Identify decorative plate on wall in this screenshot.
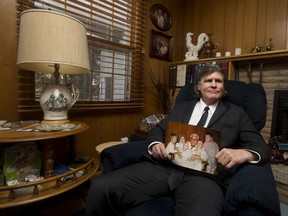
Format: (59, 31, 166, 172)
(149, 4, 172, 31)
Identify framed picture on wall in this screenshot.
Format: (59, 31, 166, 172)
(149, 4, 172, 31)
(150, 30, 173, 61)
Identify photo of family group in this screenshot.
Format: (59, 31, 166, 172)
(165, 121, 221, 175)
(149, 4, 172, 31)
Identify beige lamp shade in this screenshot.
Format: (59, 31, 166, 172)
(17, 9, 90, 74)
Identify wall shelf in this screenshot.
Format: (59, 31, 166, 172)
(172, 50, 288, 65)
(170, 49, 288, 83)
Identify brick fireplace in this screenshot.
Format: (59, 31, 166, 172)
(237, 62, 288, 143)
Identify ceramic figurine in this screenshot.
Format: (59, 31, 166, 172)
(184, 32, 209, 61)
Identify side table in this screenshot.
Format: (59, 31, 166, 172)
(0, 121, 99, 208)
(271, 163, 288, 204)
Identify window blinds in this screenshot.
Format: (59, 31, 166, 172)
(16, 0, 146, 112)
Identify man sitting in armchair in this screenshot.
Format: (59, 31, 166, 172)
(86, 64, 278, 216)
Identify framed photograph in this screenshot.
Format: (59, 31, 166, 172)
(150, 30, 173, 61)
(150, 4, 172, 31)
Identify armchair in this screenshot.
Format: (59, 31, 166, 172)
(98, 80, 280, 216)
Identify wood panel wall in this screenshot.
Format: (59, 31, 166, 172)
(181, 0, 288, 60)
(0, 0, 19, 122)
(1, 0, 288, 158)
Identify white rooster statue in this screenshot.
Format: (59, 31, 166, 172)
(184, 32, 209, 61)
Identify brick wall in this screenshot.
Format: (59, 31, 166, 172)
(237, 62, 288, 143)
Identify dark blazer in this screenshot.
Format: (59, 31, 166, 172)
(147, 99, 271, 178)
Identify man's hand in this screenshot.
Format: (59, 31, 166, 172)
(215, 148, 256, 169)
(151, 143, 168, 160)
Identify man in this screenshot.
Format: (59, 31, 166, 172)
(203, 131, 220, 174)
(86, 64, 271, 216)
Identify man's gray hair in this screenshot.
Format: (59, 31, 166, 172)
(194, 64, 228, 98)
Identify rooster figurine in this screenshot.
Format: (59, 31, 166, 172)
(184, 32, 209, 61)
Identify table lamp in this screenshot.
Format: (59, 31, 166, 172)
(16, 9, 90, 124)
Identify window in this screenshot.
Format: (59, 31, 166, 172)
(17, 0, 146, 112)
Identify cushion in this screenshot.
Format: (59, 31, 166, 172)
(223, 163, 280, 216)
(100, 141, 147, 174)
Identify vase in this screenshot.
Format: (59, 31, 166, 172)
(203, 34, 216, 58)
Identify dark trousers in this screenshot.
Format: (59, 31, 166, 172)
(85, 161, 224, 216)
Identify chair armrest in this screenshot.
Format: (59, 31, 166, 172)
(96, 141, 125, 154)
(223, 163, 280, 216)
(100, 141, 147, 174)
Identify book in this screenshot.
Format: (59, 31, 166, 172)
(165, 121, 221, 175)
(169, 64, 195, 88)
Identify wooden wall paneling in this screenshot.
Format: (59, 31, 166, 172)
(223, 0, 237, 53)
(144, 58, 168, 115)
(97, 114, 127, 140)
(111, 113, 135, 139)
(255, 0, 268, 52)
(198, 0, 213, 34)
(74, 125, 94, 157)
(210, 0, 226, 54)
(234, 0, 245, 52)
(109, 114, 121, 138)
(145, 0, 185, 62)
(0, 0, 19, 121)
(116, 112, 139, 140)
(76, 115, 112, 157)
(181, 1, 201, 60)
(169, 0, 187, 61)
(145, 0, 186, 116)
(144, 0, 168, 116)
(144, 90, 160, 115)
(286, 0, 288, 49)
(187, 1, 208, 35)
(241, 0, 258, 53)
(265, 0, 288, 50)
(183, 0, 216, 58)
(73, 112, 140, 157)
(185, 1, 200, 35)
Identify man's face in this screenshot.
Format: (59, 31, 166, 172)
(190, 134, 199, 144)
(197, 71, 224, 105)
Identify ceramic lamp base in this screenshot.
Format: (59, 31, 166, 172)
(40, 119, 70, 124)
(39, 84, 79, 122)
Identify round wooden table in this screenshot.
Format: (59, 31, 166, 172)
(0, 121, 99, 208)
(0, 121, 89, 177)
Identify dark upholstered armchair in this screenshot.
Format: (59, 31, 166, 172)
(98, 80, 281, 216)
